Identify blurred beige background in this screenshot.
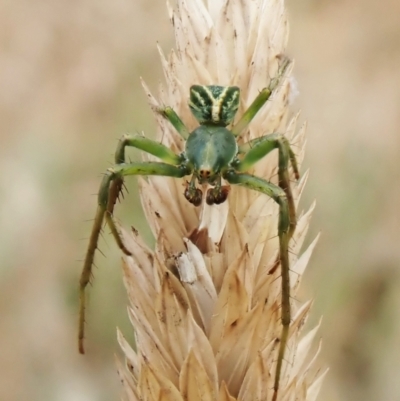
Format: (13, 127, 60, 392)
(0, 0, 399, 400)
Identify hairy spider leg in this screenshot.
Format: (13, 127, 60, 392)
(79, 134, 187, 354)
(223, 171, 292, 401)
(237, 133, 299, 237)
(110, 133, 184, 222)
(234, 132, 299, 400)
(225, 57, 296, 400)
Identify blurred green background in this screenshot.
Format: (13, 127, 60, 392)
(0, 0, 399, 400)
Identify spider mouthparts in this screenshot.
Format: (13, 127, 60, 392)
(184, 185, 203, 206)
(206, 185, 230, 205)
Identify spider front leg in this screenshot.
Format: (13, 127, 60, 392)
(236, 133, 299, 237)
(223, 170, 292, 401)
(115, 133, 183, 165)
(235, 133, 299, 400)
(109, 133, 184, 217)
(79, 134, 187, 354)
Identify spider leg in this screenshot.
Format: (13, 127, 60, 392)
(108, 132, 186, 218)
(231, 57, 291, 138)
(110, 133, 184, 216)
(158, 106, 190, 140)
(223, 170, 291, 401)
(236, 132, 299, 237)
(115, 133, 183, 165)
(79, 158, 189, 355)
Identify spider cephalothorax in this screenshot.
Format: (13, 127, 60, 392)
(79, 57, 297, 401)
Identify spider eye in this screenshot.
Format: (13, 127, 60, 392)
(189, 85, 240, 126)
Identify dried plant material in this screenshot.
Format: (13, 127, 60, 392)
(93, 0, 325, 400)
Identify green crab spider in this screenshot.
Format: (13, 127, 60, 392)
(79, 58, 299, 399)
